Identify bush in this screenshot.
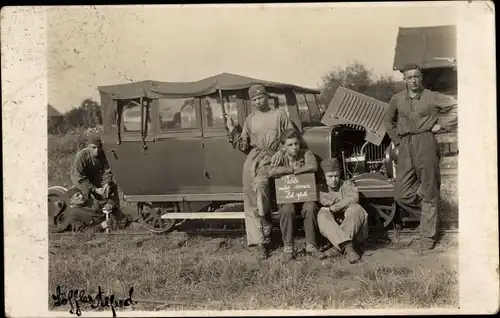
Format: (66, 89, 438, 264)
(319, 61, 406, 106)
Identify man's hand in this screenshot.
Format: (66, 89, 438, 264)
(431, 123, 442, 133)
(270, 149, 284, 167)
(102, 183, 111, 198)
(94, 187, 105, 196)
(319, 207, 330, 214)
(101, 218, 114, 230)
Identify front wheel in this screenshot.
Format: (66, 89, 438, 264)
(366, 200, 397, 229)
(137, 202, 179, 234)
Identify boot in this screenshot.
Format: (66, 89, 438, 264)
(306, 243, 327, 260)
(283, 245, 295, 261)
(343, 242, 361, 264)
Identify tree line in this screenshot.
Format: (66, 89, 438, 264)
(48, 62, 406, 135)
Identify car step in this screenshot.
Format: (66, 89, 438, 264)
(161, 212, 246, 220)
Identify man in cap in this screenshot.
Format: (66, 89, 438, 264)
(267, 129, 326, 261)
(69, 132, 123, 230)
(316, 158, 368, 264)
(227, 84, 296, 260)
(384, 63, 458, 251)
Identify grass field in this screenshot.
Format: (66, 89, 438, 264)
(49, 232, 459, 313)
(48, 131, 459, 312)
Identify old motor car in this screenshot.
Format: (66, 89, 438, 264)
(48, 72, 402, 233)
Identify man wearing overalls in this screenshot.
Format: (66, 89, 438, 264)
(384, 63, 458, 251)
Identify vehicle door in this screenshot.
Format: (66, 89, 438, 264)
(102, 98, 158, 196)
(201, 91, 247, 194)
(146, 96, 207, 195)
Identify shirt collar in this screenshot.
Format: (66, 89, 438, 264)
(405, 89, 425, 100)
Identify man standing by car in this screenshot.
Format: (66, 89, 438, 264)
(226, 84, 295, 260)
(70, 133, 125, 229)
(267, 129, 326, 261)
(384, 63, 458, 251)
(316, 158, 368, 264)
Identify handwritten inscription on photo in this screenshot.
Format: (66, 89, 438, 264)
(51, 285, 134, 317)
(275, 173, 318, 204)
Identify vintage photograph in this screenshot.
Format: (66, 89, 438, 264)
(45, 4, 460, 313)
(2, 2, 498, 317)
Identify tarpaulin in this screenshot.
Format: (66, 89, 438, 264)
(393, 25, 457, 71)
(97, 72, 319, 100)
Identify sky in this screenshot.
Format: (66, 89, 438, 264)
(47, 3, 459, 113)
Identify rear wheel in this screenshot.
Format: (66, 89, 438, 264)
(137, 202, 179, 234)
(48, 186, 72, 233)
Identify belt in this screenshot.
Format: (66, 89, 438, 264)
(399, 130, 432, 137)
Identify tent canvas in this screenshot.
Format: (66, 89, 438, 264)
(393, 25, 457, 71)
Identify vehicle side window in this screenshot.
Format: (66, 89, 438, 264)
(123, 101, 152, 132)
(204, 94, 239, 129)
(159, 97, 198, 130)
(296, 93, 312, 124)
(305, 93, 321, 121)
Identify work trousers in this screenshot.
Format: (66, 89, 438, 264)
(243, 158, 272, 246)
(279, 201, 319, 248)
(317, 204, 368, 249)
(395, 131, 441, 243)
(68, 206, 106, 232)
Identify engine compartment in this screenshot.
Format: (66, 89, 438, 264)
(330, 125, 393, 180)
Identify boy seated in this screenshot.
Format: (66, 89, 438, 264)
(268, 129, 326, 261)
(317, 158, 369, 264)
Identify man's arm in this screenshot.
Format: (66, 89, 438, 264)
(267, 164, 294, 178)
(318, 191, 338, 207)
(70, 151, 95, 196)
(100, 155, 114, 185)
(384, 95, 401, 146)
(328, 181, 359, 213)
(434, 92, 458, 132)
(228, 117, 252, 154)
(293, 150, 318, 175)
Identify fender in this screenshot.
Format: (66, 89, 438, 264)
(301, 125, 335, 161)
(351, 172, 395, 199)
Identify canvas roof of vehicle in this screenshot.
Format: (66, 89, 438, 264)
(97, 72, 320, 100)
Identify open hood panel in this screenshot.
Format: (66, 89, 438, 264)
(321, 86, 389, 146)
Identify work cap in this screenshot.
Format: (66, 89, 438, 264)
(87, 133, 102, 146)
(321, 158, 341, 173)
(248, 84, 267, 99)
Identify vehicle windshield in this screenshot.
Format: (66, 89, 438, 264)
(296, 92, 322, 125)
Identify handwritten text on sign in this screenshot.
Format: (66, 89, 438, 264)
(275, 173, 318, 204)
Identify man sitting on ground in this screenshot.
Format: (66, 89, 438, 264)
(317, 158, 369, 263)
(268, 129, 326, 261)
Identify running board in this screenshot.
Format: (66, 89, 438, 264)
(161, 212, 246, 220)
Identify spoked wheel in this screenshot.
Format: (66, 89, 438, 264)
(48, 186, 72, 233)
(368, 200, 397, 229)
(137, 202, 180, 234)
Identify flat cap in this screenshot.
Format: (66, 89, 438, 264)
(248, 84, 267, 99)
(320, 158, 341, 173)
(87, 133, 102, 146)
